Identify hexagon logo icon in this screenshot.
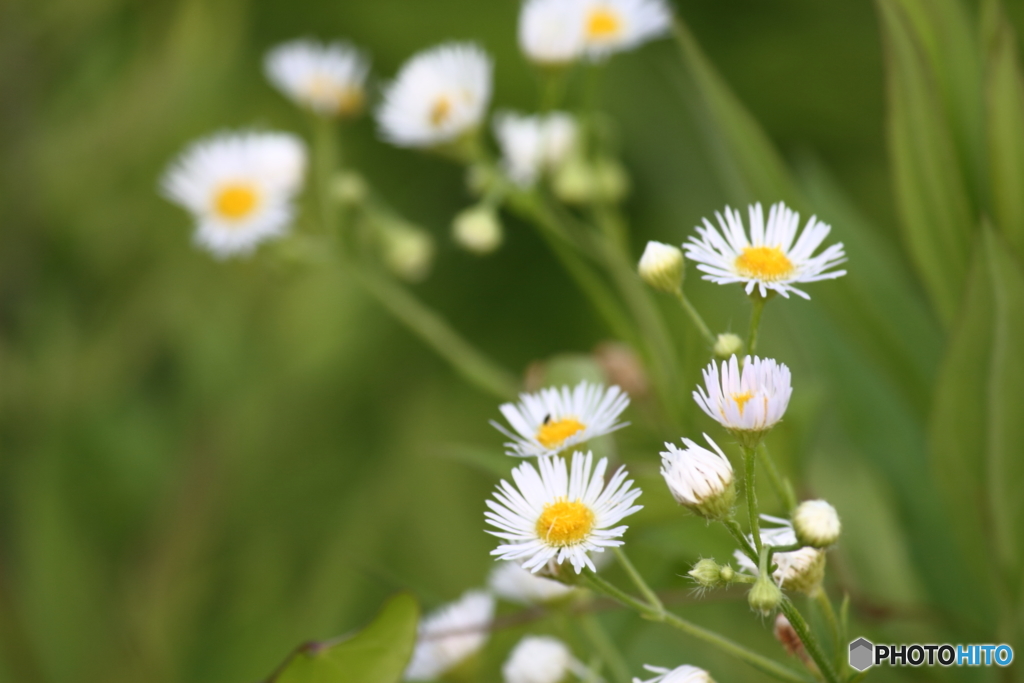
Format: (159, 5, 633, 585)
(849, 638, 874, 672)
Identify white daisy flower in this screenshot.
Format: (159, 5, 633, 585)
(683, 201, 847, 299)
(492, 381, 630, 458)
(488, 561, 576, 605)
(486, 451, 643, 573)
(733, 516, 826, 595)
(160, 131, 307, 259)
(579, 0, 673, 59)
(659, 434, 735, 520)
(494, 111, 578, 186)
(693, 355, 792, 446)
(404, 590, 495, 681)
(503, 636, 586, 683)
(633, 664, 714, 683)
(378, 42, 493, 149)
(264, 38, 370, 117)
(519, 0, 586, 66)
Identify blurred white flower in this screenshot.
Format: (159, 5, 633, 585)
(494, 111, 578, 186)
(405, 590, 495, 681)
(160, 131, 306, 259)
(638, 241, 685, 293)
(378, 43, 493, 148)
(488, 561, 575, 605)
(580, 0, 673, 58)
(712, 333, 743, 359)
(733, 516, 826, 595)
(633, 663, 714, 683)
(264, 38, 369, 117)
(519, 0, 586, 65)
(792, 499, 841, 548)
(683, 202, 847, 299)
(492, 380, 630, 457)
(659, 434, 735, 520)
(503, 636, 584, 683)
(485, 451, 643, 573)
(693, 355, 792, 445)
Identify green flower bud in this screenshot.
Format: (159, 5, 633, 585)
(552, 156, 595, 204)
(748, 574, 783, 616)
(688, 559, 724, 588)
(332, 171, 369, 206)
(452, 205, 503, 255)
(638, 241, 685, 294)
(713, 333, 744, 359)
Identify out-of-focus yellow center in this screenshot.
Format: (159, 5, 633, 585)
(304, 76, 364, 116)
(735, 246, 794, 280)
(586, 7, 623, 39)
(536, 499, 595, 546)
(536, 418, 585, 448)
(731, 391, 754, 415)
(214, 184, 258, 220)
(430, 96, 453, 127)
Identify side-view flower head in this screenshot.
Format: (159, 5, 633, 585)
(494, 110, 577, 187)
(264, 38, 370, 117)
(160, 131, 307, 259)
(404, 590, 495, 681)
(492, 380, 630, 457)
(579, 0, 673, 58)
(489, 560, 576, 605)
(502, 635, 586, 683)
(633, 663, 715, 683)
(683, 201, 847, 299)
(693, 355, 791, 446)
(519, 0, 586, 65)
(485, 451, 643, 573)
(378, 42, 493, 149)
(659, 433, 735, 520)
(733, 516, 826, 595)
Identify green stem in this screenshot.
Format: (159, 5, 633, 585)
(578, 612, 631, 683)
(613, 547, 663, 613)
(758, 443, 797, 512)
(744, 446, 762, 554)
(539, 67, 569, 112)
(313, 116, 340, 234)
(746, 295, 767, 356)
(582, 572, 815, 683)
(723, 517, 758, 564)
(780, 599, 840, 683)
(348, 266, 519, 400)
(814, 589, 843, 675)
(673, 290, 716, 346)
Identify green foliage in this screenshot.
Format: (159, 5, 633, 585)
(271, 593, 419, 683)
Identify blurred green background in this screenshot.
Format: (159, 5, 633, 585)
(3, 1, 1024, 682)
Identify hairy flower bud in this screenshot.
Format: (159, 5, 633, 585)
(748, 573, 783, 615)
(712, 333, 743, 359)
(639, 241, 685, 294)
(452, 205, 503, 255)
(775, 548, 826, 595)
(792, 500, 841, 548)
(688, 558, 724, 588)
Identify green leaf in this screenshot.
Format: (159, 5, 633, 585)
(877, 0, 978, 325)
(984, 2, 1024, 258)
(930, 226, 1024, 629)
(270, 593, 420, 683)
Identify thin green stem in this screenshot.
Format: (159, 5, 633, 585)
(780, 599, 840, 683)
(582, 572, 814, 683)
(758, 443, 797, 512)
(614, 547, 663, 613)
(747, 295, 767, 356)
(673, 290, 716, 346)
(578, 612, 631, 683)
(814, 589, 843, 675)
(744, 447, 762, 554)
(348, 266, 519, 400)
(723, 517, 758, 564)
(539, 67, 569, 112)
(313, 116, 340, 234)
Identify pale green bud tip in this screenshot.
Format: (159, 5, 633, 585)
(688, 559, 723, 588)
(792, 499, 841, 548)
(748, 575, 783, 615)
(453, 205, 503, 255)
(552, 157, 594, 204)
(332, 172, 369, 206)
(639, 241, 684, 294)
(713, 333, 744, 359)
(383, 228, 434, 282)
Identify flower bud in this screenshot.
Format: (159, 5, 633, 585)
(792, 500, 841, 548)
(452, 205, 503, 255)
(592, 157, 629, 203)
(748, 573, 783, 616)
(502, 636, 580, 683)
(378, 220, 434, 282)
(639, 241, 685, 294)
(331, 171, 369, 206)
(774, 548, 826, 595)
(688, 559, 724, 588)
(712, 333, 743, 359)
(551, 156, 595, 204)
(659, 434, 735, 521)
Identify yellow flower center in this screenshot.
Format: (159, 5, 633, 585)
(430, 96, 453, 127)
(214, 184, 259, 221)
(731, 391, 754, 415)
(735, 246, 795, 281)
(536, 499, 595, 546)
(536, 417, 586, 449)
(304, 76, 364, 116)
(586, 7, 623, 40)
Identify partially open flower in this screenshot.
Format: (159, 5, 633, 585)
(659, 434, 735, 520)
(693, 355, 792, 448)
(264, 39, 369, 117)
(734, 516, 826, 595)
(405, 590, 495, 681)
(494, 111, 578, 187)
(579, 0, 673, 59)
(792, 499, 841, 548)
(502, 636, 585, 683)
(519, 0, 586, 66)
(638, 241, 684, 294)
(488, 561, 575, 605)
